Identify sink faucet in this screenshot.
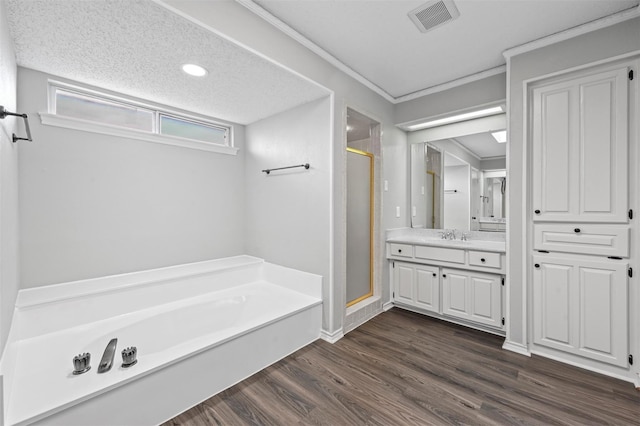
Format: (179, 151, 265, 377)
(98, 338, 118, 373)
(442, 229, 457, 240)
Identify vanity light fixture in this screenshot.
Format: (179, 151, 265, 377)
(406, 106, 503, 131)
(491, 130, 507, 143)
(182, 63, 208, 77)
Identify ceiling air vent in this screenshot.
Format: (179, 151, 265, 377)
(409, 0, 460, 33)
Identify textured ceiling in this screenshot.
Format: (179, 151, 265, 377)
(252, 0, 639, 99)
(5, 0, 329, 125)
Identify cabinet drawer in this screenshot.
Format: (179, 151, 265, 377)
(534, 224, 629, 257)
(415, 246, 465, 264)
(389, 243, 413, 258)
(479, 222, 498, 231)
(468, 251, 501, 269)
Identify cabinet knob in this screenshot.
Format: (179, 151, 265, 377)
(442, 274, 447, 278)
(534, 263, 540, 268)
(432, 273, 436, 277)
(574, 228, 581, 233)
(534, 209, 541, 214)
(480, 258, 486, 263)
(398, 249, 402, 253)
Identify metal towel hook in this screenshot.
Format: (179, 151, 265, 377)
(0, 105, 33, 143)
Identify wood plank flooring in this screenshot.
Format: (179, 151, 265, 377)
(164, 308, 640, 425)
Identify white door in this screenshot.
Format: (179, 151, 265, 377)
(531, 66, 628, 223)
(533, 255, 629, 368)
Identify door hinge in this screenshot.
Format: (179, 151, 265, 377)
(501, 277, 505, 286)
(629, 354, 634, 365)
(629, 209, 633, 220)
(630, 69, 634, 81)
(392, 261, 395, 268)
(501, 317, 505, 326)
(629, 267, 633, 278)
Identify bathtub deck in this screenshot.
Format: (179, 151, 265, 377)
(1, 257, 322, 426)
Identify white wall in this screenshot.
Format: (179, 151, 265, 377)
(244, 97, 332, 329)
(443, 165, 470, 230)
(396, 73, 506, 125)
(18, 68, 246, 287)
(0, 0, 19, 352)
(163, 0, 406, 335)
(506, 17, 640, 349)
(481, 157, 506, 170)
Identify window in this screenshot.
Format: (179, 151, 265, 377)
(41, 81, 235, 154)
(159, 114, 227, 146)
(55, 89, 155, 132)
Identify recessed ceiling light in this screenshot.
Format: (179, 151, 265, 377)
(491, 130, 507, 143)
(182, 63, 207, 77)
(406, 106, 504, 131)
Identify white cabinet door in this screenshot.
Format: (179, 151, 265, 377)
(469, 273, 503, 328)
(532, 66, 628, 223)
(414, 264, 440, 312)
(394, 262, 439, 313)
(533, 255, 628, 367)
(442, 269, 469, 319)
(394, 262, 415, 306)
(442, 268, 502, 329)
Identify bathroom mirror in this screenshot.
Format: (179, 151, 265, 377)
(409, 115, 507, 231)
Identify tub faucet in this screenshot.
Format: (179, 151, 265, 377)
(98, 338, 118, 373)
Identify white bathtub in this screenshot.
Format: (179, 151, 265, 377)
(0, 256, 322, 425)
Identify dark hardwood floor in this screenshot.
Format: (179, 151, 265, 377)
(164, 308, 640, 425)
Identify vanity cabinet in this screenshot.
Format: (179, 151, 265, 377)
(388, 241, 505, 333)
(532, 254, 628, 368)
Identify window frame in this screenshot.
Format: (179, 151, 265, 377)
(40, 80, 237, 155)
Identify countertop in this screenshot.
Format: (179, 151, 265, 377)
(386, 229, 506, 253)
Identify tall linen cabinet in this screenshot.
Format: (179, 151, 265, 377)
(529, 59, 638, 381)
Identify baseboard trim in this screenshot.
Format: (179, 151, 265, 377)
(382, 301, 394, 311)
(320, 328, 344, 344)
(531, 348, 637, 386)
(502, 340, 531, 357)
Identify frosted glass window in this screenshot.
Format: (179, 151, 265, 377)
(55, 89, 154, 132)
(160, 115, 227, 145)
(49, 83, 233, 150)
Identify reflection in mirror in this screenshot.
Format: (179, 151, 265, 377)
(410, 116, 507, 231)
(443, 152, 470, 230)
(411, 143, 442, 228)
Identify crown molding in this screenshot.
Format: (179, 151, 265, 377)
(503, 5, 640, 59)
